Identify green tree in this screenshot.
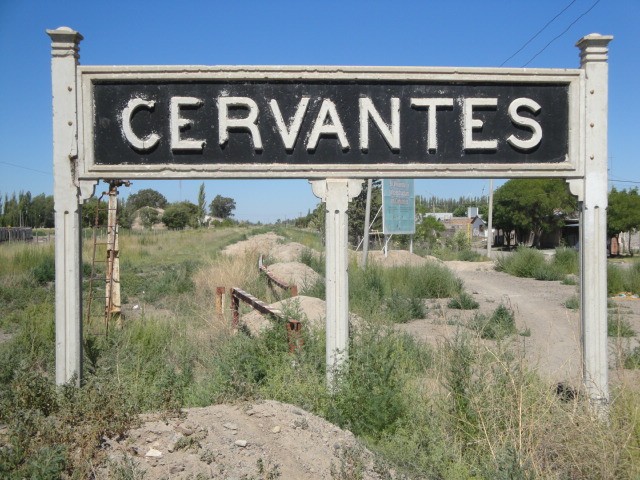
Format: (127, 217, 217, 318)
(127, 189, 167, 211)
(162, 201, 199, 229)
(493, 179, 576, 248)
(415, 215, 445, 246)
(608, 187, 640, 254)
(81, 197, 108, 228)
(197, 183, 206, 226)
(30, 194, 54, 228)
(139, 206, 161, 229)
(209, 195, 236, 219)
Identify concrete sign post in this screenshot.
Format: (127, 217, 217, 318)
(48, 28, 612, 408)
(47, 28, 93, 386)
(311, 179, 362, 387)
(572, 34, 613, 413)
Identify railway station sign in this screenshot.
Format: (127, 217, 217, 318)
(79, 66, 582, 179)
(50, 28, 613, 412)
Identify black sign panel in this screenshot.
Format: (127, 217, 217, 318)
(92, 80, 569, 166)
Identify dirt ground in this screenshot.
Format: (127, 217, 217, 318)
(104, 239, 640, 479)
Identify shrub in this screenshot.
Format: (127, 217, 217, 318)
(623, 347, 640, 369)
(564, 295, 580, 310)
(448, 292, 480, 310)
(608, 314, 636, 338)
(299, 248, 325, 274)
(470, 304, 517, 340)
(495, 248, 547, 278)
(553, 247, 579, 274)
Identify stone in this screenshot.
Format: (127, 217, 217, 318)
(271, 426, 281, 434)
(145, 448, 162, 457)
(234, 439, 248, 448)
(223, 422, 238, 431)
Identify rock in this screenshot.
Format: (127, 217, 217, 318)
(234, 439, 248, 448)
(176, 425, 194, 436)
(145, 448, 162, 457)
(271, 425, 281, 434)
(170, 465, 185, 474)
(223, 422, 238, 431)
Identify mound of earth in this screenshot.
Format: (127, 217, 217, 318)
(265, 261, 322, 293)
(269, 242, 310, 262)
(241, 295, 327, 336)
(354, 249, 441, 268)
(103, 400, 385, 479)
(222, 232, 284, 257)
(222, 232, 317, 264)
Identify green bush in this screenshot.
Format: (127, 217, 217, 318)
(608, 314, 636, 338)
(532, 264, 564, 281)
(448, 292, 480, 310)
(299, 248, 325, 274)
(349, 263, 462, 322)
(608, 263, 640, 296)
(623, 347, 640, 369)
(553, 247, 579, 275)
(564, 295, 580, 310)
(470, 304, 517, 340)
(495, 248, 547, 278)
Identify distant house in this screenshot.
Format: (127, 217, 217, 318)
(424, 207, 486, 238)
(444, 216, 486, 238)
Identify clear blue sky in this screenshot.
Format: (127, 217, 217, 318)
(0, 0, 638, 223)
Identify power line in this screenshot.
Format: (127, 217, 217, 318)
(522, 0, 602, 67)
(610, 178, 640, 185)
(0, 161, 51, 176)
(500, 0, 577, 67)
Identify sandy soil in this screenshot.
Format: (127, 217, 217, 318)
(102, 400, 385, 479)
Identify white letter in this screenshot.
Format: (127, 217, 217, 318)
(170, 96, 205, 151)
(359, 97, 400, 152)
(218, 97, 263, 151)
(410, 98, 454, 152)
(507, 97, 542, 151)
(269, 97, 310, 150)
(121, 98, 160, 151)
(306, 99, 349, 151)
(463, 98, 498, 151)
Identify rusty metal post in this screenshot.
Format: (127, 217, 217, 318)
(231, 292, 240, 330)
(215, 286, 226, 315)
(286, 320, 303, 353)
(105, 183, 122, 328)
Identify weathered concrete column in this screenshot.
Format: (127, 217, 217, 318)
(47, 27, 84, 386)
(311, 179, 363, 387)
(576, 33, 613, 412)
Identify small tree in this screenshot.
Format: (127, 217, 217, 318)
(162, 201, 199, 230)
(608, 187, 640, 254)
(415, 216, 445, 247)
(197, 183, 206, 226)
(139, 206, 160, 229)
(209, 195, 236, 219)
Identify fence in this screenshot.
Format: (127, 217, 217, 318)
(0, 227, 33, 243)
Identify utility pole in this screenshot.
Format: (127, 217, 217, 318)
(487, 179, 494, 258)
(362, 179, 372, 268)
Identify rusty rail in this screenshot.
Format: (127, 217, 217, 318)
(230, 287, 303, 353)
(258, 255, 298, 297)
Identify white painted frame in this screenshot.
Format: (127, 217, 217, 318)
(76, 65, 584, 180)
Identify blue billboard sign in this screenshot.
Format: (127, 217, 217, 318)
(382, 179, 415, 235)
